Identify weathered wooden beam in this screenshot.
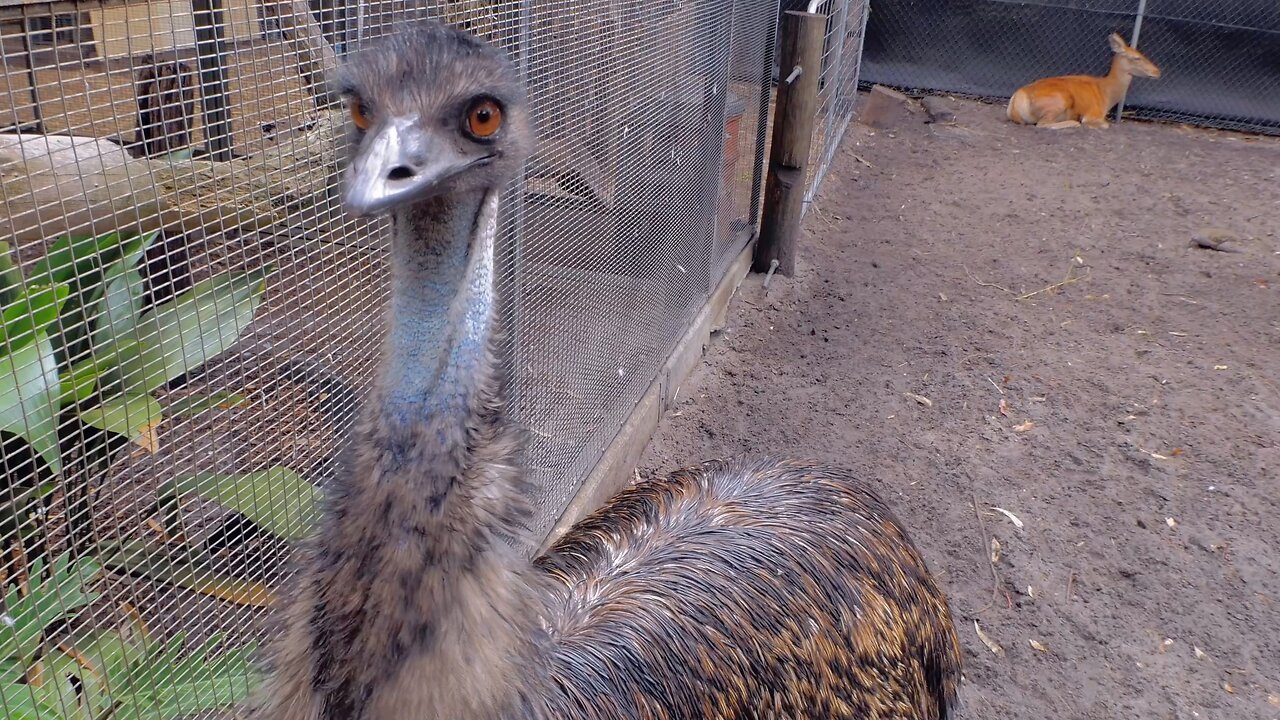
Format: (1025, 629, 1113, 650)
(753, 9, 824, 277)
(264, 0, 340, 109)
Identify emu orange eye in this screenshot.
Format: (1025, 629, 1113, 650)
(350, 99, 372, 130)
(465, 99, 503, 140)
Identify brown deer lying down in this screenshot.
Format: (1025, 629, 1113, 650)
(1007, 32, 1161, 129)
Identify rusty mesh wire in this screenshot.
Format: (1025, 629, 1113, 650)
(0, 0, 861, 715)
(860, 0, 1280, 135)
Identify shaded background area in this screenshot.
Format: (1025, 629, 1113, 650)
(859, 0, 1280, 135)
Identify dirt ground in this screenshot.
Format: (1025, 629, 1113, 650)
(639, 96, 1280, 719)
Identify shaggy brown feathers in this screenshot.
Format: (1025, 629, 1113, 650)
(248, 18, 962, 720)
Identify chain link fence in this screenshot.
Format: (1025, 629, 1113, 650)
(860, 0, 1280, 135)
(0, 0, 866, 715)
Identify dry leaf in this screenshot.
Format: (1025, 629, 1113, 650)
(1013, 420, 1035, 432)
(1194, 646, 1207, 660)
(1026, 585, 1035, 598)
(1223, 682, 1235, 694)
(974, 620, 1005, 657)
(990, 538, 1002, 564)
(991, 507, 1024, 529)
(134, 420, 163, 454)
(1267, 693, 1279, 707)
(1170, 447, 1185, 457)
(998, 398, 1010, 416)
(1166, 517, 1178, 530)
(1028, 639, 1049, 653)
(905, 392, 933, 408)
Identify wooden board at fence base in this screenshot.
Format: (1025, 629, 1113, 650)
(859, 84, 913, 129)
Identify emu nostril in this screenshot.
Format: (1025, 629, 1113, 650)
(387, 166, 415, 181)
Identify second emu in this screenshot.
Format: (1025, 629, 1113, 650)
(250, 18, 963, 720)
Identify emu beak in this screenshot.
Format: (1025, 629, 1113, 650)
(343, 117, 473, 217)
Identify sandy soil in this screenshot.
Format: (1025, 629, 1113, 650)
(639, 95, 1280, 719)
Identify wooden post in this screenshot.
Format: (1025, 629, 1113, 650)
(753, 9, 824, 276)
(191, 0, 234, 161)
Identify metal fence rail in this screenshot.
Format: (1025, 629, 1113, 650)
(860, 0, 1280, 135)
(0, 0, 862, 716)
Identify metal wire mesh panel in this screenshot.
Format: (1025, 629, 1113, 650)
(0, 0, 814, 715)
(860, 0, 1280, 135)
(802, 0, 868, 209)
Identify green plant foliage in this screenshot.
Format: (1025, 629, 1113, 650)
(0, 334, 64, 475)
(164, 391, 248, 418)
(77, 395, 164, 440)
(106, 265, 273, 397)
(0, 242, 26, 307)
(0, 284, 70, 355)
(160, 466, 321, 542)
(70, 629, 258, 720)
(0, 554, 102, 671)
(0, 232, 272, 480)
(99, 539, 275, 608)
(0, 553, 258, 720)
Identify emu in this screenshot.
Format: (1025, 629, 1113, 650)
(249, 18, 962, 720)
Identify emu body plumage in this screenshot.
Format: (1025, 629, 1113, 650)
(250, 19, 961, 720)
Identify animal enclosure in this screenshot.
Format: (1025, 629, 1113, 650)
(861, 0, 1280, 135)
(0, 0, 868, 715)
(640, 93, 1280, 719)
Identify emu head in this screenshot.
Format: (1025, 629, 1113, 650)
(336, 19, 534, 216)
(1107, 32, 1161, 80)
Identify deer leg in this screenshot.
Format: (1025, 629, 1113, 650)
(1030, 95, 1074, 128)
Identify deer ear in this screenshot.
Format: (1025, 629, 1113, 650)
(1109, 33, 1127, 53)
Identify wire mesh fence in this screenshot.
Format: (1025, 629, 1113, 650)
(802, 0, 869, 210)
(0, 0, 862, 716)
(860, 0, 1280, 135)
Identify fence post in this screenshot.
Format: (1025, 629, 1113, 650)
(753, 9, 824, 276)
(1114, 0, 1148, 124)
(191, 0, 234, 160)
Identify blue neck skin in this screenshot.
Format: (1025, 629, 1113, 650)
(378, 189, 497, 432)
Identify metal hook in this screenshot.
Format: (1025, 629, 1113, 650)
(763, 258, 781, 290)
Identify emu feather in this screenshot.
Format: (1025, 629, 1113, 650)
(248, 18, 962, 720)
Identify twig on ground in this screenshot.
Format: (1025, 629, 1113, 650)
(1018, 265, 1091, 300)
(962, 265, 1014, 295)
(973, 491, 1001, 614)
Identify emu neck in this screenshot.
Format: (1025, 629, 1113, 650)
(1102, 55, 1134, 108)
(332, 189, 547, 718)
(380, 189, 496, 429)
